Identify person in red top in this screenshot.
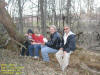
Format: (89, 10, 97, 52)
(31, 34, 44, 44)
(28, 29, 44, 59)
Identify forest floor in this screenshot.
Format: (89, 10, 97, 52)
(0, 47, 100, 75)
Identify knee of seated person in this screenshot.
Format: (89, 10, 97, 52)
(34, 44, 40, 48)
(33, 45, 37, 48)
(41, 46, 46, 49)
(41, 47, 47, 53)
(28, 45, 33, 49)
(28, 45, 31, 47)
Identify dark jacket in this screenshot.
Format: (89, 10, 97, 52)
(45, 32, 61, 49)
(61, 34, 76, 53)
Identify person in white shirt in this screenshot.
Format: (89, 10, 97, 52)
(56, 25, 76, 71)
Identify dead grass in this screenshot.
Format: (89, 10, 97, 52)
(0, 48, 100, 75)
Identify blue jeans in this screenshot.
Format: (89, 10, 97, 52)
(41, 46, 58, 62)
(28, 44, 41, 57)
(21, 47, 29, 56)
(21, 41, 30, 56)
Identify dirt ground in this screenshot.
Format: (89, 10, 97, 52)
(0, 48, 100, 75)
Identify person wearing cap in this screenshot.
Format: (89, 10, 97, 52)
(20, 29, 34, 56)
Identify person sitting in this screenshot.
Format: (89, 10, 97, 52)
(28, 29, 44, 59)
(56, 25, 76, 71)
(20, 29, 34, 56)
(41, 25, 61, 62)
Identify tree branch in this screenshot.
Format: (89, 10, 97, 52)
(0, 1, 7, 8)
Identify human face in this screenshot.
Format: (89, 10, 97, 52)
(64, 26, 70, 34)
(50, 27, 56, 34)
(28, 33, 32, 36)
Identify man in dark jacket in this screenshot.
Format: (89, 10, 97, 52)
(41, 25, 61, 62)
(56, 25, 76, 71)
(61, 26, 76, 53)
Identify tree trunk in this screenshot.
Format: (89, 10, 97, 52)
(18, 0, 23, 34)
(52, 0, 56, 25)
(0, 1, 24, 43)
(37, 0, 40, 29)
(66, 0, 71, 25)
(40, 0, 47, 36)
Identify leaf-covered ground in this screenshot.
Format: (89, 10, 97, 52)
(0, 48, 100, 75)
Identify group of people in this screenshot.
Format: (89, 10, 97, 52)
(20, 25, 76, 71)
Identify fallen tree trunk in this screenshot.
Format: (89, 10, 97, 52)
(0, 0, 24, 43)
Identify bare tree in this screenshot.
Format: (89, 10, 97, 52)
(51, 0, 56, 25)
(18, 0, 23, 34)
(0, 0, 24, 42)
(66, 0, 72, 25)
(40, 0, 47, 36)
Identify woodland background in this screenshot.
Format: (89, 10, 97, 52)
(0, 0, 100, 75)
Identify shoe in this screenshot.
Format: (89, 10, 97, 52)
(41, 61, 50, 66)
(20, 55, 24, 56)
(34, 56, 39, 60)
(24, 55, 27, 57)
